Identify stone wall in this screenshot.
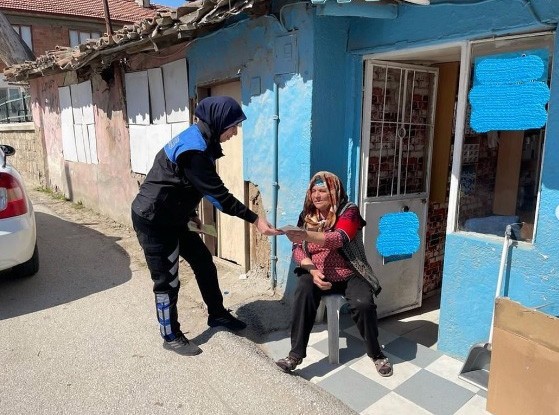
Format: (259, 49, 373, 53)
(0, 122, 45, 188)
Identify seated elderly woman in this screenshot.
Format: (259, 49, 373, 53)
(276, 171, 392, 377)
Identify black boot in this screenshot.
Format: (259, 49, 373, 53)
(207, 309, 247, 330)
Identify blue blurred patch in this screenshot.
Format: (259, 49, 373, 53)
(469, 50, 550, 133)
(376, 211, 420, 258)
(475, 54, 545, 84)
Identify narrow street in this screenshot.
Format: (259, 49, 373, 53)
(0, 189, 356, 415)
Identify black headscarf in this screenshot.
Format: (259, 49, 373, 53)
(194, 96, 247, 159)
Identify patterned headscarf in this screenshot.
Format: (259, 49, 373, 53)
(301, 171, 348, 232)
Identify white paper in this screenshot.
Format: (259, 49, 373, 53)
(188, 221, 217, 237)
(279, 225, 305, 232)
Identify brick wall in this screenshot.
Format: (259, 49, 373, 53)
(0, 123, 46, 188)
(31, 25, 70, 56)
(423, 201, 448, 294)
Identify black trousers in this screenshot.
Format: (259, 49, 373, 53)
(132, 217, 226, 341)
(289, 273, 382, 359)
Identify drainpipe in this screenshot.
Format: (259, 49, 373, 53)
(270, 81, 279, 289)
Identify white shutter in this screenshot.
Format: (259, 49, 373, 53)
(161, 59, 189, 123)
(59, 86, 78, 162)
(148, 68, 166, 124)
(147, 124, 173, 169)
(78, 81, 95, 125)
(124, 71, 150, 125)
(129, 125, 149, 174)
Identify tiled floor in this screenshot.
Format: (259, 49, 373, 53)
(261, 295, 492, 415)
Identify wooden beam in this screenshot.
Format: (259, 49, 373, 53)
(430, 62, 459, 204)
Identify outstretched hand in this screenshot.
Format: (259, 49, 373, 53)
(254, 216, 283, 236)
(284, 229, 306, 244)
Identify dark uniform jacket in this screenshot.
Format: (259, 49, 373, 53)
(131, 123, 257, 234)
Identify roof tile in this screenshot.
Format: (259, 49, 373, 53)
(4, 0, 266, 81)
(0, 0, 163, 23)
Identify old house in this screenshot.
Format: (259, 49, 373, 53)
(4, 0, 559, 362)
(0, 0, 158, 186)
(0, 0, 158, 123)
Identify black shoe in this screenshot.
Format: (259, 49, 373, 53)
(162, 332, 202, 356)
(276, 355, 303, 373)
(207, 310, 247, 331)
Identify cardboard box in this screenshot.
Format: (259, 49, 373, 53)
(486, 298, 559, 415)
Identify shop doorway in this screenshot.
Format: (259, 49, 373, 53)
(360, 46, 462, 318)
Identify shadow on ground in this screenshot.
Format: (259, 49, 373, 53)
(0, 211, 131, 320)
(187, 298, 294, 347)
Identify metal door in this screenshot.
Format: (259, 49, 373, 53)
(360, 61, 438, 317)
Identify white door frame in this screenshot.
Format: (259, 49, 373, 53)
(361, 42, 468, 233)
(359, 59, 439, 317)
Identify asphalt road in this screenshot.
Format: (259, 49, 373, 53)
(0, 191, 356, 415)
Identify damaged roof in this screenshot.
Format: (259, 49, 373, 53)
(0, 0, 159, 24)
(3, 0, 267, 82)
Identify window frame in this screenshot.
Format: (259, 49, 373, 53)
(12, 24, 32, 50)
(69, 29, 101, 47)
(447, 32, 554, 243)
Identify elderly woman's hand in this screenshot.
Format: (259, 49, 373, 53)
(310, 269, 332, 290)
(285, 229, 307, 243)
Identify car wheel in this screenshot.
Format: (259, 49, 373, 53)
(13, 243, 39, 277)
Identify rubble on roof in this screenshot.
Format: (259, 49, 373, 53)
(3, 0, 266, 82)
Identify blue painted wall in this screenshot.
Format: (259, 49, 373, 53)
(186, 11, 314, 293)
(440, 32, 559, 359)
(311, 16, 350, 186)
(336, 0, 559, 359)
(184, 0, 559, 356)
(348, 0, 551, 53)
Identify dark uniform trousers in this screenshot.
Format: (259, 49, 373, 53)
(133, 222, 224, 341)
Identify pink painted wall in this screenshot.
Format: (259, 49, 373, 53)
(28, 44, 190, 226)
(30, 68, 141, 226)
(30, 74, 66, 193)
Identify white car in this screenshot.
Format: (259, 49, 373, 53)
(0, 144, 39, 277)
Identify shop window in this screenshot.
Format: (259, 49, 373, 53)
(69, 30, 101, 47)
(456, 35, 553, 242)
(12, 25, 32, 50)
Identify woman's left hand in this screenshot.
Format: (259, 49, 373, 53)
(285, 229, 306, 243)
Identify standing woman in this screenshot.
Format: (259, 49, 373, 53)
(132, 96, 280, 356)
(277, 171, 392, 377)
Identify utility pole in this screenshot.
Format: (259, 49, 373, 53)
(102, 0, 114, 36)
